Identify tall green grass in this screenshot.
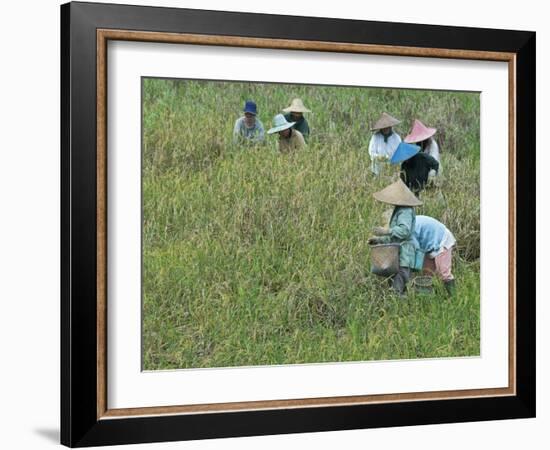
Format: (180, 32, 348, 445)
(142, 78, 480, 370)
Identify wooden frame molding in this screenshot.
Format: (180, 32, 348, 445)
(96, 29, 517, 421)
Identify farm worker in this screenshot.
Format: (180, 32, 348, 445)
(390, 141, 439, 196)
(404, 119, 442, 177)
(414, 215, 456, 295)
(368, 179, 422, 296)
(282, 98, 311, 141)
(267, 113, 306, 153)
(233, 100, 265, 144)
(368, 112, 402, 175)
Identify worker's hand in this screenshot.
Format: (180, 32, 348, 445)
(368, 236, 383, 245)
(372, 226, 391, 236)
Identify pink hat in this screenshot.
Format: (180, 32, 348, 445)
(404, 119, 437, 143)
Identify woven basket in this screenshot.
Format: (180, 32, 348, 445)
(413, 275, 434, 293)
(370, 243, 400, 277)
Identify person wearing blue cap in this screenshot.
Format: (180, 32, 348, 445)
(390, 141, 439, 196)
(233, 100, 265, 144)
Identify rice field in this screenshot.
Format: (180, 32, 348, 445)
(142, 78, 481, 370)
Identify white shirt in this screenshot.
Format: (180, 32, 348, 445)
(368, 132, 401, 175)
(423, 138, 441, 177)
(428, 228, 456, 258)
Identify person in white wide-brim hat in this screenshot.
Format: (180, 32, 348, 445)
(267, 113, 306, 153)
(282, 98, 311, 141)
(367, 112, 402, 176)
(368, 179, 422, 296)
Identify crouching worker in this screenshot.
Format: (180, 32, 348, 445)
(368, 112, 402, 176)
(233, 100, 265, 144)
(414, 215, 457, 296)
(283, 98, 311, 141)
(368, 179, 422, 296)
(390, 141, 439, 197)
(267, 114, 306, 153)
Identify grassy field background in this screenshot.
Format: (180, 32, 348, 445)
(142, 78, 480, 370)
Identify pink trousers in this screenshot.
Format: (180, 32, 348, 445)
(422, 247, 454, 281)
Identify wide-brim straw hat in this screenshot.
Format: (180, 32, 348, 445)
(404, 119, 437, 143)
(371, 112, 401, 131)
(390, 142, 420, 164)
(373, 179, 423, 207)
(267, 113, 296, 134)
(282, 98, 311, 113)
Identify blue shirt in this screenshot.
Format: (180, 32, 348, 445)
(414, 215, 449, 255)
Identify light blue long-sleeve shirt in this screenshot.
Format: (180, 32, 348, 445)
(414, 215, 455, 257)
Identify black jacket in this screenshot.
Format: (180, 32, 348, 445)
(400, 153, 439, 194)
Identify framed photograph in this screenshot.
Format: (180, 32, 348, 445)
(61, 1, 535, 447)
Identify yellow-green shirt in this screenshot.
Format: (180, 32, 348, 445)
(279, 129, 305, 153)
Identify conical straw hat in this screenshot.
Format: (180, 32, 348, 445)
(404, 119, 437, 143)
(373, 179, 423, 206)
(282, 98, 311, 113)
(390, 142, 420, 164)
(371, 112, 401, 131)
